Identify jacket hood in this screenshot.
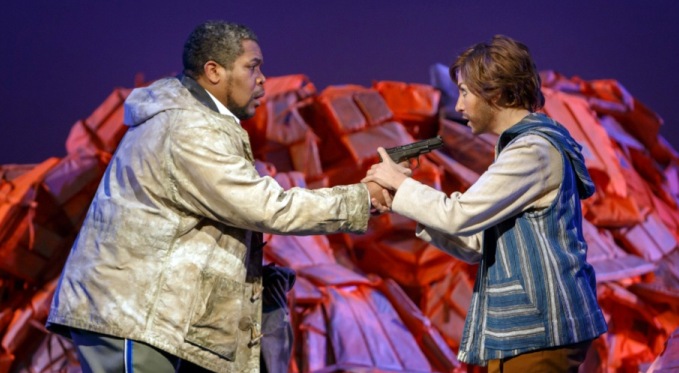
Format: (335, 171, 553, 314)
(498, 113, 596, 199)
(123, 77, 198, 127)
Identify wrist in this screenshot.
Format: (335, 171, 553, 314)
(392, 174, 407, 190)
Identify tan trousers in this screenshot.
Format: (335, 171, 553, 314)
(487, 340, 592, 373)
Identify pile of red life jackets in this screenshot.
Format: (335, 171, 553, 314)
(0, 71, 677, 372)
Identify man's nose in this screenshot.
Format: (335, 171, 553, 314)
(454, 96, 463, 112)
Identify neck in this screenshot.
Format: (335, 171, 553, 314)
(492, 107, 531, 135)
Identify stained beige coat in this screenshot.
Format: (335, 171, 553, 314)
(47, 78, 370, 372)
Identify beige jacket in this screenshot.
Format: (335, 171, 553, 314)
(46, 77, 370, 372)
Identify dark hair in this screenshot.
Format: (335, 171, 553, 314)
(182, 21, 258, 79)
(450, 35, 544, 112)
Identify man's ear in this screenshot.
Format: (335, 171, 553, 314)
(490, 92, 503, 108)
(202, 61, 224, 84)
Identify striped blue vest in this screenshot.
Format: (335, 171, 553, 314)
(457, 113, 608, 365)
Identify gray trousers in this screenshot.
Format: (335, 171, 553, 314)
(69, 328, 210, 373)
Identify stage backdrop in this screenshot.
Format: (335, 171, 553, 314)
(1, 1, 678, 164)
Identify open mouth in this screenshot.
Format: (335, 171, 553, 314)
(253, 92, 265, 106)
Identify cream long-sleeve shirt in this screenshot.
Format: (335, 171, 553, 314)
(391, 134, 563, 263)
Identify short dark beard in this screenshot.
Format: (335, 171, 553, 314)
(228, 103, 253, 120)
(225, 77, 254, 120)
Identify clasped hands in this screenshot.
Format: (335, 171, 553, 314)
(362, 147, 413, 214)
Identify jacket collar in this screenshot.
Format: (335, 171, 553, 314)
(178, 74, 220, 113)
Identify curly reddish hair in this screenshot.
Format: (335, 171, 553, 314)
(450, 35, 544, 112)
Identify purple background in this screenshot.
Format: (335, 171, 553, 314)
(2, 1, 678, 165)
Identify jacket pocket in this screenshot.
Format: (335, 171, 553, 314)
(484, 279, 546, 350)
(185, 276, 244, 361)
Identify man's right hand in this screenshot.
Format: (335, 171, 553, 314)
(362, 147, 412, 191)
(365, 181, 393, 214)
